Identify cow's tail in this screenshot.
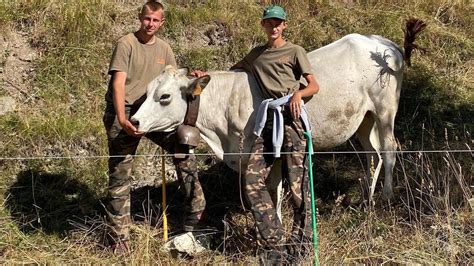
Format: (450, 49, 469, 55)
(403, 18, 427, 67)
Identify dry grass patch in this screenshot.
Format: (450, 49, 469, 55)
(0, 0, 472, 264)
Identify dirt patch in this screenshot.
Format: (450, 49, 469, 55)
(1, 27, 38, 103)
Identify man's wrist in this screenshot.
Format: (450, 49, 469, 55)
(117, 116, 127, 127)
(293, 90, 302, 98)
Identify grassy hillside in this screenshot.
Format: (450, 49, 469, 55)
(0, 0, 472, 264)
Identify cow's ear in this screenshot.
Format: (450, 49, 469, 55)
(188, 75, 211, 96)
(178, 67, 189, 76)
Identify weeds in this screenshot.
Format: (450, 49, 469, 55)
(0, 0, 472, 264)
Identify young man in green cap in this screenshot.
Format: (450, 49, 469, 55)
(232, 4, 320, 263)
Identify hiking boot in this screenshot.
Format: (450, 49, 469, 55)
(110, 239, 131, 255)
(102, 230, 131, 255)
(192, 231, 213, 250)
(183, 211, 205, 232)
(183, 210, 226, 232)
(259, 247, 286, 265)
(285, 234, 311, 262)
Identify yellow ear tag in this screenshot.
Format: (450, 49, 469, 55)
(192, 84, 203, 96)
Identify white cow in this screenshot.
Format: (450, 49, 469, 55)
(131, 21, 424, 206)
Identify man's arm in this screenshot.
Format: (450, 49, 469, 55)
(290, 73, 319, 120)
(111, 71, 143, 137)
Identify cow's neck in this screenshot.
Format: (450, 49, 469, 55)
(194, 71, 257, 166)
(193, 72, 229, 159)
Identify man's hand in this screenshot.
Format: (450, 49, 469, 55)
(120, 119, 144, 138)
(289, 91, 302, 120)
(191, 70, 208, 78)
(289, 74, 320, 120)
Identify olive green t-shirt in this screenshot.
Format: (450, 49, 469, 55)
(238, 41, 313, 99)
(106, 33, 177, 105)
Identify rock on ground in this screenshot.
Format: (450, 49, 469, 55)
(0, 96, 16, 115)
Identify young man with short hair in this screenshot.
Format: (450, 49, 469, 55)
(103, 1, 206, 253)
(232, 5, 320, 263)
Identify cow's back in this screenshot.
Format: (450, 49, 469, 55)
(304, 34, 404, 149)
(199, 34, 404, 170)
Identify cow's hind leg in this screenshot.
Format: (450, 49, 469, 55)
(373, 70, 402, 200)
(375, 116, 398, 200)
(355, 112, 383, 203)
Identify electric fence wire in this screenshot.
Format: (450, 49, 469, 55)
(0, 149, 472, 161)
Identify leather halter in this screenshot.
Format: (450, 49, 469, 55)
(183, 94, 200, 127)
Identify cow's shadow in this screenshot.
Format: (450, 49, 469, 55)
(131, 162, 244, 235)
(134, 154, 362, 234)
(134, 159, 361, 255)
(5, 169, 99, 235)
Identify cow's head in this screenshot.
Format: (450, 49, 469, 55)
(131, 65, 210, 133)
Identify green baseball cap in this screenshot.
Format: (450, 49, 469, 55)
(262, 5, 286, 21)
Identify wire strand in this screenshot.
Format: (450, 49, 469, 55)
(0, 149, 471, 160)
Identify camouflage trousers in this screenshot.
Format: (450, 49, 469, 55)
(103, 103, 206, 242)
(244, 113, 312, 249)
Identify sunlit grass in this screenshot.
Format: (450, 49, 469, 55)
(0, 0, 472, 264)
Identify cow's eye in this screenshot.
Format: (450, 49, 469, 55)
(159, 94, 171, 105)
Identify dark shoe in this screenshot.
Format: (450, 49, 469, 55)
(102, 230, 131, 255)
(110, 239, 131, 255)
(259, 248, 286, 265)
(183, 210, 226, 232)
(285, 234, 311, 262)
(183, 211, 207, 232)
(192, 231, 213, 250)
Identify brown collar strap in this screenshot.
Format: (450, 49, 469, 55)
(183, 95, 200, 127)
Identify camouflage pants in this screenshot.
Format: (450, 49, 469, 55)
(244, 113, 312, 249)
(103, 103, 206, 242)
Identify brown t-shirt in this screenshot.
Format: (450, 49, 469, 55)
(105, 33, 177, 105)
(238, 41, 313, 99)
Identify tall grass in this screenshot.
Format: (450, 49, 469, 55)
(0, 0, 472, 264)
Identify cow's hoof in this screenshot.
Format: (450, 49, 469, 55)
(382, 187, 394, 200)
